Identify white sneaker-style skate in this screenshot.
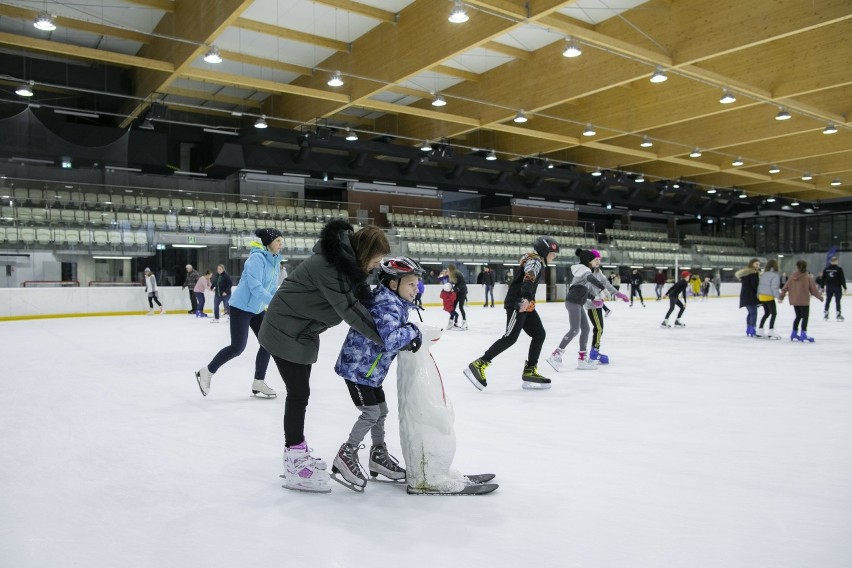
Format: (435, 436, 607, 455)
(146, 309, 156, 315)
(661, 319, 671, 328)
(331, 442, 368, 492)
(766, 329, 781, 340)
(251, 379, 277, 398)
(458, 320, 468, 331)
(195, 366, 213, 396)
(545, 348, 564, 372)
(755, 328, 765, 338)
(282, 442, 331, 493)
(576, 352, 598, 371)
(159, 306, 166, 314)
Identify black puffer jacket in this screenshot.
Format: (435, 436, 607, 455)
(258, 220, 382, 365)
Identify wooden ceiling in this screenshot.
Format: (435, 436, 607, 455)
(0, 0, 850, 203)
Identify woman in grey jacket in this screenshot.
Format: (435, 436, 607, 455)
(756, 259, 781, 339)
(259, 220, 390, 493)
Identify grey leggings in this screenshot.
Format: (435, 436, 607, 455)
(345, 382, 388, 447)
(558, 301, 590, 352)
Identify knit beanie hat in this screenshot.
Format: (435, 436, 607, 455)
(681, 270, 691, 278)
(575, 248, 598, 266)
(255, 228, 283, 247)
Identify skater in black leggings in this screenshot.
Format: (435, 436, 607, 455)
(779, 260, 823, 342)
(821, 256, 846, 321)
(448, 263, 468, 330)
(662, 271, 690, 327)
(630, 269, 645, 307)
(757, 259, 781, 338)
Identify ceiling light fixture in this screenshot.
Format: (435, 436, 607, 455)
(485, 150, 497, 161)
(689, 148, 702, 158)
(448, 0, 469, 23)
(582, 123, 596, 137)
(766, 196, 776, 203)
(720, 89, 736, 104)
(431, 94, 447, 107)
(513, 110, 528, 123)
(640, 136, 653, 148)
(790, 200, 800, 206)
(562, 37, 582, 58)
(732, 156, 744, 166)
(15, 82, 34, 97)
(635, 173, 645, 182)
(768, 164, 780, 174)
(327, 71, 344, 87)
(33, 12, 56, 31)
(738, 192, 748, 199)
(707, 187, 717, 194)
(801, 172, 813, 181)
(591, 168, 602, 177)
(823, 123, 838, 134)
(775, 108, 791, 121)
(830, 178, 842, 186)
(254, 115, 268, 129)
(345, 128, 358, 141)
(420, 140, 432, 152)
(649, 67, 667, 83)
(203, 46, 222, 64)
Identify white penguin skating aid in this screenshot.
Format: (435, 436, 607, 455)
(397, 325, 497, 496)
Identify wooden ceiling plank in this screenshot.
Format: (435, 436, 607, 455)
(180, 68, 349, 103)
(483, 41, 531, 60)
(0, 5, 152, 44)
(433, 65, 480, 82)
(218, 50, 312, 76)
(233, 18, 350, 52)
(0, 31, 172, 71)
(125, 0, 174, 12)
(311, 0, 397, 23)
(161, 86, 262, 108)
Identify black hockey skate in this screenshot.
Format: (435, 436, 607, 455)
(368, 444, 406, 483)
(331, 443, 367, 493)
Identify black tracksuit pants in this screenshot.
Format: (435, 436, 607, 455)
(483, 308, 546, 367)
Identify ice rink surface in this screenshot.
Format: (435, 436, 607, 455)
(1, 295, 851, 568)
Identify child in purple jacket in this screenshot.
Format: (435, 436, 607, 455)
(331, 256, 424, 492)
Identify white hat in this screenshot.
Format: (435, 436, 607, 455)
(186, 264, 193, 270)
(144, 267, 152, 273)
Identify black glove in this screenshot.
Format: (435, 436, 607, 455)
(399, 323, 422, 353)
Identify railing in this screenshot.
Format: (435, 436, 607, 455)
(88, 281, 144, 287)
(21, 280, 80, 287)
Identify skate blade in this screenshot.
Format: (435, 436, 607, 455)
(369, 475, 407, 484)
(407, 483, 498, 496)
(521, 380, 552, 390)
(330, 471, 366, 493)
(462, 368, 486, 391)
(544, 358, 562, 372)
(251, 392, 277, 399)
(194, 372, 209, 397)
(465, 473, 496, 484)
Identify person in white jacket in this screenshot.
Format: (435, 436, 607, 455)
(547, 249, 609, 371)
(143, 268, 166, 315)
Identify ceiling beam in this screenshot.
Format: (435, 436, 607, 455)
(0, 5, 152, 44)
(218, 50, 312, 76)
(161, 86, 262, 108)
(232, 18, 350, 52)
(179, 69, 349, 104)
(121, 0, 255, 127)
(311, 0, 397, 23)
(124, 0, 175, 11)
(483, 41, 532, 60)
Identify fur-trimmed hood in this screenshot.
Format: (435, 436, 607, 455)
(314, 219, 370, 299)
(735, 267, 758, 279)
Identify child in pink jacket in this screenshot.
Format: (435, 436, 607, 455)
(193, 270, 212, 317)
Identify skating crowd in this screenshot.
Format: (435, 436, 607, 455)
(142, 220, 845, 496)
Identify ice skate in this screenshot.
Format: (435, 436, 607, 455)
(368, 443, 406, 482)
(457, 320, 468, 331)
(282, 441, 330, 493)
(463, 358, 489, 390)
(589, 347, 609, 364)
(209, 318, 220, 323)
(766, 329, 781, 340)
(660, 319, 671, 328)
(195, 366, 213, 396)
(251, 379, 277, 398)
(146, 309, 156, 315)
(159, 306, 166, 314)
(674, 319, 686, 327)
(545, 348, 563, 372)
(446, 317, 456, 330)
(799, 331, 815, 343)
(790, 329, 800, 341)
(521, 361, 551, 390)
(746, 326, 756, 337)
(824, 311, 829, 321)
(576, 351, 598, 371)
(755, 328, 765, 338)
(331, 443, 368, 492)
(838, 314, 845, 322)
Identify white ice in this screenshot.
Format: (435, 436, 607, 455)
(1, 296, 851, 568)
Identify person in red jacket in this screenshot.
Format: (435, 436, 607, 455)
(654, 269, 666, 301)
(440, 282, 458, 330)
(779, 260, 823, 342)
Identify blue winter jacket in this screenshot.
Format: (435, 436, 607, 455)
(334, 284, 420, 387)
(229, 242, 280, 314)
